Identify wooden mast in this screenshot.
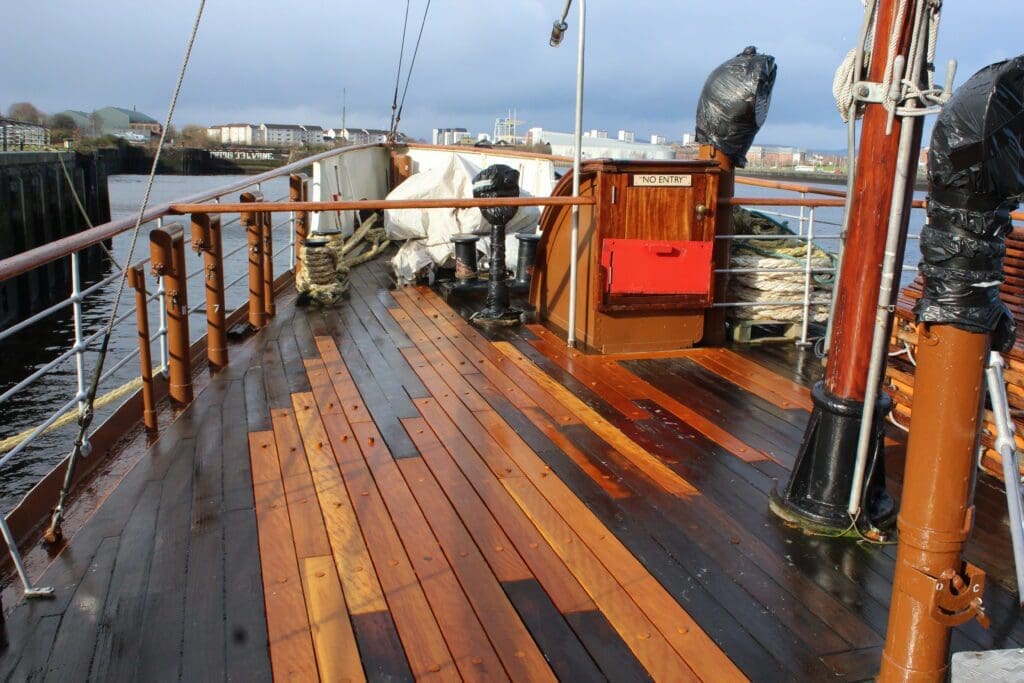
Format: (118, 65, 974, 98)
(771, 0, 924, 532)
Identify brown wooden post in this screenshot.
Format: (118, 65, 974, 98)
(261, 210, 275, 318)
(241, 191, 266, 329)
(878, 325, 990, 681)
(289, 173, 309, 276)
(772, 0, 922, 534)
(879, 52, 1024, 680)
(149, 222, 193, 406)
(190, 214, 228, 370)
(699, 144, 734, 346)
(127, 263, 157, 431)
(390, 151, 413, 190)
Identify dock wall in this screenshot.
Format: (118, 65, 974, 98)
(0, 152, 112, 329)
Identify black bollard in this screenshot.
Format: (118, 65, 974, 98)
(472, 164, 521, 325)
(514, 232, 541, 286)
(450, 233, 480, 285)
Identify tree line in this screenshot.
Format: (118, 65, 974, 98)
(2, 101, 211, 147)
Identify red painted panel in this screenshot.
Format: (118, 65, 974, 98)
(601, 239, 713, 295)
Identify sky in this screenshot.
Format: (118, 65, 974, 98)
(3, 1, 1022, 150)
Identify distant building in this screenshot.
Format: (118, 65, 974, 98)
(56, 110, 92, 131)
(0, 118, 49, 149)
(681, 133, 694, 145)
(259, 123, 304, 146)
(651, 134, 667, 145)
(334, 127, 394, 145)
(528, 127, 673, 161)
(493, 110, 524, 145)
(207, 123, 259, 145)
(585, 129, 609, 139)
(301, 125, 324, 145)
(617, 130, 635, 143)
(432, 127, 469, 145)
(93, 106, 162, 137)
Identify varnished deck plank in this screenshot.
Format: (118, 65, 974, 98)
(10, 257, 1024, 682)
(249, 430, 319, 682)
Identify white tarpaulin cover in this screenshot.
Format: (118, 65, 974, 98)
(386, 153, 549, 282)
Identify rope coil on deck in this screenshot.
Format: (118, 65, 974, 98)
(727, 208, 836, 323)
(296, 215, 391, 305)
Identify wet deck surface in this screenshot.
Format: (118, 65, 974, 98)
(2, 257, 1023, 681)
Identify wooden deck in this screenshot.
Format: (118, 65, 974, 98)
(2, 256, 1024, 681)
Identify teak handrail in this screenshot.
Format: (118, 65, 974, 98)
(0, 142, 383, 283)
(736, 175, 849, 198)
(169, 196, 595, 215)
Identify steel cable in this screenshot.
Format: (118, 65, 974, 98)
(44, 0, 207, 543)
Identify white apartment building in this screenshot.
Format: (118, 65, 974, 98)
(206, 123, 259, 145)
(301, 125, 324, 145)
(260, 123, 304, 146)
(432, 127, 469, 146)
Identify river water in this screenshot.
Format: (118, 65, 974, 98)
(0, 172, 925, 510)
(0, 174, 288, 509)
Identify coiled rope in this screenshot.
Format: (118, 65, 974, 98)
(727, 208, 836, 324)
(834, 0, 943, 122)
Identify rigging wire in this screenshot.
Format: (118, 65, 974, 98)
(392, 0, 433, 139)
(388, 0, 412, 139)
(56, 152, 122, 270)
(43, 0, 207, 543)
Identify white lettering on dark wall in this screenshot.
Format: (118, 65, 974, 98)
(209, 150, 278, 161)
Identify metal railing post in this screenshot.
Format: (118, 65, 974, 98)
(798, 207, 815, 346)
(127, 263, 157, 431)
(149, 222, 192, 406)
(155, 217, 169, 374)
(261, 210, 275, 318)
(798, 193, 806, 236)
(241, 192, 266, 329)
(289, 173, 309, 276)
(191, 214, 228, 370)
(69, 251, 87, 415)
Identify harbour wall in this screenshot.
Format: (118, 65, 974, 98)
(117, 146, 290, 175)
(0, 152, 112, 329)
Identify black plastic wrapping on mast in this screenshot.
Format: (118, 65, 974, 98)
(695, 46, 777, 167)
(915, 56, 1024, 352)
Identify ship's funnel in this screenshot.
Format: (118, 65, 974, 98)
(916, 55, 1024, 352)
(695, 46, 777, 167)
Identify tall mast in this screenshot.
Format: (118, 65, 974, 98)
(771, 0, 925, 534)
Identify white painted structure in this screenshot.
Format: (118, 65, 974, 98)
(432, 127, 469, 145)
(206, 123, 259, 145)
(529, 128, 674, 160)
(301, 125, 324, 145)
(260, 123, 304, 146)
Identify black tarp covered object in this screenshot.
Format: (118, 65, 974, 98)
(695, 46, 777, 167)
(916, 56, 1024, 351)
